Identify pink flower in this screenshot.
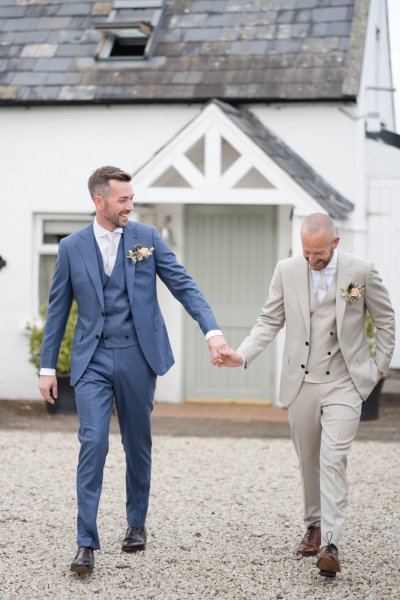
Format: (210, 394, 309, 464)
(138, 247, 151, 258)
(350, 288, 361, 298)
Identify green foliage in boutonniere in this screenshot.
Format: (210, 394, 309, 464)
(127, 243, 154, 264)
(341, 281, 366, 303)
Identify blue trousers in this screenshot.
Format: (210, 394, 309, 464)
(73, 344, 156, 549)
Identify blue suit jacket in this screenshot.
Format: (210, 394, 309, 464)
(40, 221, 220, 385)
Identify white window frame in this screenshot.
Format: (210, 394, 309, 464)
(33, 213, 93, 316)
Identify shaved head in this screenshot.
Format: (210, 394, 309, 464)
(300, 213, 340, 271)
(301, 213, 336, 241)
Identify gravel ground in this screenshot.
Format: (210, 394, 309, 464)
(0, 431, 399, 600)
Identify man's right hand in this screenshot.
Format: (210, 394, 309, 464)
(216, 346, 243, 368)
(39, 375, 58, 404)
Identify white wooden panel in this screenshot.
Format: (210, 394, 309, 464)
(368, 180, 400, 368)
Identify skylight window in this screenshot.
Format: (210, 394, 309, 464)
(95, 0, 165, 60)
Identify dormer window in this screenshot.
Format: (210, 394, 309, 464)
(95, 0, 164, 60)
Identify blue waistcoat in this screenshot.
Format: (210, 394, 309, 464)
(95, 236, 139, 348)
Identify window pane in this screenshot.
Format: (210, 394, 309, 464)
(42, 219, 91, 244)
(39, 255, 57, 307)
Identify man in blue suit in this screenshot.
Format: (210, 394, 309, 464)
(39, 166, 225, 575)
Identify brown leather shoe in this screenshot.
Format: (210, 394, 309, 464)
(296, 524, 321, 556)
(70, 547, 94, 575)
(122, 526, 147, 552)
(316, 544, 341, 578)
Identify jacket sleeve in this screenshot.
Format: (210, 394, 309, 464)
(364, 263, 395, 375)
(39, 240, 74, 370)
(237, 262, 286, 365)
(152, 227, 219, 335)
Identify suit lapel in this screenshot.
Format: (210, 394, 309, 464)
(123, 221, 140, 307)
(291, 257, 311, 336)
(77, 224, 105, 309)
(336, 251, 353, 338)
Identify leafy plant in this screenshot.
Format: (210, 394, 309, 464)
(27, 301, 78, 374)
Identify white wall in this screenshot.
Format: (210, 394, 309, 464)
(366, 139, 400, 369)
(358, 0, 395, 131)
(0, 105, 199, 400)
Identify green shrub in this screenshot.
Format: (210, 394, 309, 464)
(27, 301, 78, 374)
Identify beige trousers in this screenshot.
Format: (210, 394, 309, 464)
(288, 374, 362, 548)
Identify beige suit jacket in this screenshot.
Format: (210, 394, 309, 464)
(238, 251, 395, 407)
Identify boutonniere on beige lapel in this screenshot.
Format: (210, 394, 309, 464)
(341, 281, 366, 303)
(127, 244, 154, 264)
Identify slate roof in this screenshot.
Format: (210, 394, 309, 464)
(0, 0, 368, 105)
(214, 100, 353, 218)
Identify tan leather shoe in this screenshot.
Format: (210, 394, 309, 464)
(70, 547, 94, 575)
(316, 544, 341, 578)
(296, 524, 321, 556)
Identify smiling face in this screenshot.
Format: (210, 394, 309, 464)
(301, 229, 340, 271)
(93, 179, 134, 231)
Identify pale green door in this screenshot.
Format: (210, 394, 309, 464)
(184, 205, 277, 403)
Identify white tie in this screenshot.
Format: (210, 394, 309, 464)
(316, 269, 327, 303)
(105, 232, 120, 276)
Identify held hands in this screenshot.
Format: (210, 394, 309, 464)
(39, 375, 58, 404)
(207, 335, 243, 367)
(216, 345, 243, 368)
(207, 335, 228, 365)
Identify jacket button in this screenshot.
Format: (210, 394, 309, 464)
(125, 335, 129, 339)
(305, 341, 309, 346)
(305, 370, 309, 374)
(96, 335, 100, 339)
(327, 351, 331, 356)
(104, 336, 109, 340)
(326, 371, 330, 375)
(301, 364, 305, 369)
(330, 332, 334, 336)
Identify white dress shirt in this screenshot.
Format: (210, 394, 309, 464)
(309, 249, 338, 296)
(93, 218, 123, 276)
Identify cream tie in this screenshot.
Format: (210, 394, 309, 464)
(315, 269, 327, 303)
(105, 232, 120, 276)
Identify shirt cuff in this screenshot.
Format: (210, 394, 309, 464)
(39, 368, 56, 376)
(205, 330, 223, 341)
(237, 352, 247, 369)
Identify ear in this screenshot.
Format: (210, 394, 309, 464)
(93, 194, 103, 210)
(333, 236, 340, 249)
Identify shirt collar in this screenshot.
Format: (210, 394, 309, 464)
(93, 218, 123, 238)
(325, 249, 338, 271)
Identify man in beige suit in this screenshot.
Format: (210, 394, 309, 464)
(217, 213, 395, 578)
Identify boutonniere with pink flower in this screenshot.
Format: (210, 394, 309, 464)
(341, 281, 366, 303)
(127, 244, 154, 264)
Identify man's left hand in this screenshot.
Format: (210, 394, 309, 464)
(207, 335, 228, 365)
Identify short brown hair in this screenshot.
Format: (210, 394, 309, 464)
(88, 166, 131, 198)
